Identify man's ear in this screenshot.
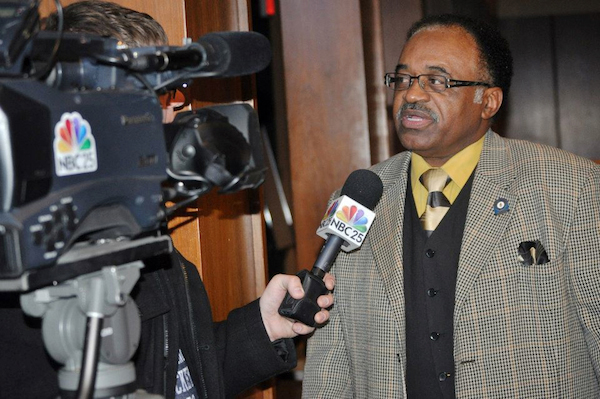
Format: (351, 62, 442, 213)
(481, 87, 503, 120)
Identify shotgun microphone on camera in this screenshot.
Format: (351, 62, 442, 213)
(127, 31, 272, 78)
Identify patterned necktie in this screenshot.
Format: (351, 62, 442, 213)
(420, 168, 452, 236)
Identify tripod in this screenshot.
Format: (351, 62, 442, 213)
(19, 237, 170, 399)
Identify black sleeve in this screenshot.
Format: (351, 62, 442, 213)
(173, 252, 297, 398)
(214, 299, 297, 398)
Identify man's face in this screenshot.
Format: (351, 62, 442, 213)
(393, 26, 493, 166)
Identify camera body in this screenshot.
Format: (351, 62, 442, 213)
(0, 76, 167, 280)
(0, 2, 268, 291)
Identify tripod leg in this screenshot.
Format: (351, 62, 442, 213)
(77, 315, 103, 399)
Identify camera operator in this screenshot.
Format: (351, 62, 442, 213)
(0, 2, 334, 398)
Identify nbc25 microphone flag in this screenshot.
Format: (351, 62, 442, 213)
(316, 195, 376, 252)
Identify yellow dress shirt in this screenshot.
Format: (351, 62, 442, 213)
(411, 135, 485, 218)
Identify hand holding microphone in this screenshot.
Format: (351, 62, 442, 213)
(260, 273, 335, 341)
(278, 169, 383, 326)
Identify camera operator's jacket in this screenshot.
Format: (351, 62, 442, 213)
(134, 250, 297, 398)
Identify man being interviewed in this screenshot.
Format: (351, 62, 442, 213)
(303, 13, 600, 399)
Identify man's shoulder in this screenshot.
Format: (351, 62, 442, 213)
(486, 132, 600, 190)
(369, 151, 411, 179)
(489, 132, 599, 172)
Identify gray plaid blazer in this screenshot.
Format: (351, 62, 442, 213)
(303, 131, 600, 398)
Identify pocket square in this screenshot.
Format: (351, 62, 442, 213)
(518, 240, 549, 266)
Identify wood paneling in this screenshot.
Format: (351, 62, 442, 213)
(497, 17, 558, 145)
(380, 0, 422, 76)
(498, 14, 600, 160)
(497, 0, 600, 18)
(194, 190, 267, 319)
(184, 0, 256, 105)
(360, 0, 391, 164)
(277, 0, 372, 271)
(39, 0, 187, 45)
(422, 0, 495, 20)
(554, 13, 600, 159)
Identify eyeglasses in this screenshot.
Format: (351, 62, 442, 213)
(384, 72, 491, 93)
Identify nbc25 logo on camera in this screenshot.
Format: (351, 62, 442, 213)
(316, 195, 376, 252)
(53, 112, 98, 177)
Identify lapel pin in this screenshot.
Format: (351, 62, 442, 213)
(493, 198, 509, 215)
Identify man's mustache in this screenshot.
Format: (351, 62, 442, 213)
(396, 103, 440, 123)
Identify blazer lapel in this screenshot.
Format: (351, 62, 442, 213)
(454, 131, 518, 324)
(369, 153, 411, 352)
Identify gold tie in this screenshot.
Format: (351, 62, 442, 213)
(420, 168, 451, 236)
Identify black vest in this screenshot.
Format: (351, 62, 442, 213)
(404, 171, 474, 399)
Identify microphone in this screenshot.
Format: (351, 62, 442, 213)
(127, 31, 272, 78)
(278, 169, 383, 326)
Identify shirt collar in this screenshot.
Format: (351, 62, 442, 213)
(410, 134, 485, 190)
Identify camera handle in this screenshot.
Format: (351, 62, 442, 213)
(20, 261, 162, 399)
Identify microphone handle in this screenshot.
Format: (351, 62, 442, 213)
(311, 235, 345, 278)
(278, 269, 329, 327)
(278, 235, 344, 325)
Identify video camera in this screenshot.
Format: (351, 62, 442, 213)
(0, 0, 270, 292)
(0, 1, 273, 397)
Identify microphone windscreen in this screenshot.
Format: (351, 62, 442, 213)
(202, 31, 272, 77)
(340, 169, 383, 210)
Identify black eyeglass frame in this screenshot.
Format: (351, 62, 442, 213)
(384, 72, 491, 93)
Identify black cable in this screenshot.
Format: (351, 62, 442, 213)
(164, 192, 206, 218)
(92, 53, 129, 66)
(152, 69, 195, 92)
(31, 0, 63, 80)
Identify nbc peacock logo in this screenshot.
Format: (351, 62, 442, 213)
(321, 200, 339, 221)
(54, 112, 98, 176)
(336, 205, 369, 233)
